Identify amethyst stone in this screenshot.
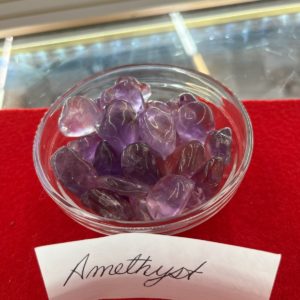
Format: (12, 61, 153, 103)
(96, 100, 138, 154)
(97, 176, 149, 197)
(50, 146, 99, 195)
(185, 187, 207, 210)
(93, 141, 121, 176)
(59, 96, 100, 137)
(206, 127, 232, 164)
(129, 197, 152, 221)
(67, 133, 101, 163)
(139, 103, 176, 159)
(146, 175, 195, 219)
(121, 142, 161, 185)
(178, 93, 198, 106)
(98, 76, 147, 112)
(81, 189, 132, 220)
(175, 101, 215, 143)
(194, 156, 225, 188)
(177, 141, 207, 177)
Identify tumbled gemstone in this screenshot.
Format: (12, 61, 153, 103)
(58, 95, 100, 137)
(116, 76, 151, 101)
(193, 156, 224, 188)
(121, 142, 161, 185)
(129, 197, 152, 221)
(175, 101, 215, 143)
(146, 100, 171, 113)
(97, 176, 149, 197)
(185, 187, 207, 210)
(146, 175, 195, 219)
(81, 189, 132, 220)
(50, 146, 99, 195)
(139, 103, 176, 159)
(67, 133, 101, 163)
(177, 141, 207, 177)
(97, 77, 145, 112)
(206, 127, 232, 164)
(163, 141, 207, 177)
(96, 100, 138, 154)
(93, 141, 121, 176)
(178, 93, 198, 106)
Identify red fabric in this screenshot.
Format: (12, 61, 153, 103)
(0, 101, 299, 300)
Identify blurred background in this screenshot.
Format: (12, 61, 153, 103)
(0, 0, 300, 108)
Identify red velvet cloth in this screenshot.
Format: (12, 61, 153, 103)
(0, 101, 299, 300)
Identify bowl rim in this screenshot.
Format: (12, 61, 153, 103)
(33, 63, 254, 227)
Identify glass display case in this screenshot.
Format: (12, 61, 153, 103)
(1, 0, 300, 108)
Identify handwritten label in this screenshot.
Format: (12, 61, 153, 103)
(35, 233, 281, 300)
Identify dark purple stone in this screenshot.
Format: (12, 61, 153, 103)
(93, 141, 121, 176)
(96, 100, 138, 154)
(206, 127, 232, 164)
(67, 133, 101, 163)
(193, 156, 225, 188)
(50, 146, 99, 195)
(178, 93, 198, 106)
(81, 189, 132, 220)
(97, 176, 149, 197)
(138, 102, 176, 159)
(121, 142, 161, 185)
(58, 95, 100, 137)
(146, 175, 195, 219)
(175, 101, 215, 143)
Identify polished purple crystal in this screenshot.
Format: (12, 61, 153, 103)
(116, 76, 151, 100)
(58, 96, 100, 137)
(146, 175, 195, 219)
(96, 100, 138, 154)
(185, 187, 207, 210)
(97, 77, 147, 112)
(51, 146, 99, 195)
(178, 93, 198, 106)
(81, 189, 132, 220)
(97, 176, 149, 197)
(177, 141, 207, 177)
(129, 197, 152, 221)
(139, 103, 176, 159)
(121, 142, 161, 185)
(146, 100, 171, 113)
(93, 141, 121, 176)
(194, 156, 225, 188)
(206, 127, 232, 164)
(175, 101, 215, 143)
(67, 133, 101, 163)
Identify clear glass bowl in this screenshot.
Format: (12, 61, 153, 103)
(33, 64, 253, 235)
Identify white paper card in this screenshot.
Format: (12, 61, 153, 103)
(35, 233, 281, 300)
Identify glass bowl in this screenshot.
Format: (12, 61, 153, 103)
(33, 64, 253, 235)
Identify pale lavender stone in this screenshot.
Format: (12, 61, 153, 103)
(138, 103, 176, 159)
(175, 101, 215, 143)
(146, 175, 195, 219)
(206, 127, 232, 164)
(96, 100, 138, 154)
(58, 95, 100, 137)
(97, 76, 147, 112)
(146, 100, 171, 113)
(97, 176, 149, 197)
(81, 189, 132, 220)
(129, 197, 152, 221)
(67, 133, 101, 163)
(116, 76, 151, 100)
(121, 142, 161, 185)
(93, 141, 121, 176)
(50, 146, 99, 195)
